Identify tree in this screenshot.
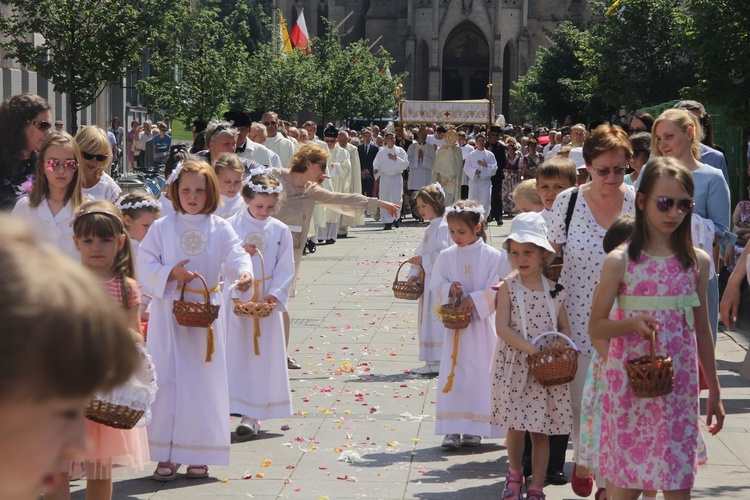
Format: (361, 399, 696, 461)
(238, 43, 314, 119)
(204, 0, 270, 56)
(136, 2, 246, 129)
(511, 22, 596, 124)
(686, 0, 750, 128)
(309, 21, 403, 123)
(0, 0, 174, 133)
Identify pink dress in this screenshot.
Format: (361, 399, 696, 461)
(78, 276, 150, 479)
(600, 250, 701, 491)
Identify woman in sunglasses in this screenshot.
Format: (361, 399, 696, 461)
(0, 93, 53, 210)
(11, 132, 85, 259)
(75, 126, 122, 203)
(651, 109, 731, 342)
(546, 124, 636, 498)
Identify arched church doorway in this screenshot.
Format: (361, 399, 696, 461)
(441, 22, 489, 100)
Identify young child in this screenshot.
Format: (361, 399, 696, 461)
(590, 157, 724, 498)
(225, 172, 295, 438)
(11, 132, 85, 259)
(579, 214, 635, 500)
(512, 179, 544, 215)
(493, 212, 573, 500)
(158, 147, 195, 219)
(431, 200, 503, 448)
(75, 126, 122, 203)
(137, 159, 253, 481)
(116, 189, 162, 255)
(405, 183, 452, 375)
(535, 157, 577, 227)
(462, 133, 498, 215)
(214, 153, 246, 219)
(0, 216, 139, 500)
(70, 200, 155, 500)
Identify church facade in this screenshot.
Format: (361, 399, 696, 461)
(275, 0, 586, 123)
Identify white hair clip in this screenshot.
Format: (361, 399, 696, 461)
(244, 165, 272, 182)
(165, 161, 184, 185)
(445, 204, 485, 216)
(247, 181, 283, 194)
(432, 182, 445, 199)
(116, 198, 163, 211)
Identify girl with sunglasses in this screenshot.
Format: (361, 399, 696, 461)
(11, 132, 85, 259)
(590, 157, 724, 500)
(75, 126, 122, 203)
(650, 109, 731, 343)
(0, 93, 52, 210)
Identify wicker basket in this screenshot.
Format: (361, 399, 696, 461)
(527, 331, 579, 387)
(627, 332, 674, 398)
(392, 261, 424, 300)
(545, 255, 564, 282)
(85, 399, 144, 430)
(172, 273, 220, 328)
(440, 297, 472, 330)
(233, 249, 276, 318)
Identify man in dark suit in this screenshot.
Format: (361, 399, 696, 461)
(487, 125, 506, 225)
(358, 128, 378, 198)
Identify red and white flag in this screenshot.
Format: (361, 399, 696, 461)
(290, 9, 310, 53)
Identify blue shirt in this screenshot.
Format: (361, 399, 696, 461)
(152, 134, 171, 165)
(699, 144, 728, 186)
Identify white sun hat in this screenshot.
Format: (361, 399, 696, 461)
(502, 212, 555, 254)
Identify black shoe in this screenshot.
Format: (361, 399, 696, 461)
(337, 233, 348, 238)
(384, 223, 392, 230)
(545, 470, 568, 486)
(305, 239, 317, 253)
(325, 238, 336, 245)
(394, 219, 401, 228)
(497, 220, 503, 226)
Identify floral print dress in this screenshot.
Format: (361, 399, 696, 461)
(599, 249, 701, 491)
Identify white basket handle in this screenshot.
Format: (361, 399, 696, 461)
(530, 331, 578, 351)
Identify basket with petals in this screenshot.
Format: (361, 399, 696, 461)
(86, 343, 157, 429)
(392, 261, 424, 300)
(172, 273, 220, 328)
(232, 249, 276, 318)
(439, 296, 472, 330)
(527, 331, 579, 387)
(626, 332, 674, 398)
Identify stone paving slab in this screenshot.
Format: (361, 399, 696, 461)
(72, 217, 750, 499)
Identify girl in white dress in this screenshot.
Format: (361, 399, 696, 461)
(431, 200, 504, 449)
(76, 126, 122, 203)
(226, 172, 295, 438)
(138, 159, 253, 481)
(214, 153, 246, 219)
(406, 183, 452, 375)
(493, 212, 573, 500)
(117, 190, 162, 256)
(12, 132, 85, 259)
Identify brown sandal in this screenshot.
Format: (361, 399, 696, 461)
(185, 465, 209, 479)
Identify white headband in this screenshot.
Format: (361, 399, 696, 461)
(116, 198, 162, 211)
(431, 182, 445, 199)
(165, 161, 184, 185)
(445, 205, 485, 216)
(244, 165, 272, 181)
(247, 181, 283, 195)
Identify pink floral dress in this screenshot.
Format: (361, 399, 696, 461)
(600, 249, 701, 491)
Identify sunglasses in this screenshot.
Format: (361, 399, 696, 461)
(629, 128, 647, 135)
(652, 196, 694, 213)
(262, 121, 277, 126)
(45, 159, 78, 172)
(592, 165, 628, 177)
(30, 120, 53, 132)
(82, 151, 109, 162)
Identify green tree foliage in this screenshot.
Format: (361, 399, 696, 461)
(686, 0, 750, 128)
(239, 44, 314, 119)
(309, 21, 403, 123)
(204, 0, 270, 56)
(0, 0, 174, 133)
(511, 22, 595, 123)
(136, 2, 246, 129)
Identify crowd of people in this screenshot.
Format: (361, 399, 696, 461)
(0, 92, 738, 500)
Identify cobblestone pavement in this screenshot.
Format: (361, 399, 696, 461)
(73, 217, 750, 499)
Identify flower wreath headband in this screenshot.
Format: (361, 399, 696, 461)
(445, 204, 485, 216)
(244, 166, 283, 194)
(115, 197, 162, 211)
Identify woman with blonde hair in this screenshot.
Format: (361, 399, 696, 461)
(75, 126, 121, 203)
